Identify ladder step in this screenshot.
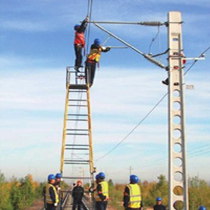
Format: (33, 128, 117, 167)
(65, 148, 89, 150)
(69, 105, 87, 107)
(66, 133, 88, 136)
(67, 120, 88, 121)
(68, 114, 88, 116)
(69, 99, 87, 102)
(69, 90, 86, 93)
(69, 84, 88, 90)
(66, 129, 89, 131)
(65, 144, 89, 146)
(64, 162, 89, 165)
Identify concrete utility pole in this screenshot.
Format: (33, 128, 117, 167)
(89, 11, 190, 210)
(168, 11, 188, 210)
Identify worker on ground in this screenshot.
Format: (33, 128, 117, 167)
(198, 206, 206, 210)
(153, 197, 166, 210)
(72, 180, 84, 210)
(85, 39, 110, 87)
(45, 174, 59, 210)
(95, 172, 109, 210)
(123, 174, 143, 210)
(74, 16, 89, 72)
(54, 173, 62, 191)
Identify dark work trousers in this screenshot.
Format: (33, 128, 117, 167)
(85, 61, 96, 86)
(95, 201, 108, 210)
(73, 199, 83, 210)
(74, 44, 83, 68)
(46, 203, 56, 210)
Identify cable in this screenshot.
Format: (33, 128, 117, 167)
(184, 46, 210, 75)
(148, 26, 160, 54)
(95, 92, 168, 161)
(86, 0, 94, 55)
(95, 46, 210, 162)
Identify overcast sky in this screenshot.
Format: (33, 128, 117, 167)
(0, 0, 210, 183)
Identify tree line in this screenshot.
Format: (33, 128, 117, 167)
(0, 172, 45, 210)
(0, 172, 209, 210)
(107, 175, 210, 210)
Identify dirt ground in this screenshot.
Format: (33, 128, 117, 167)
(25, 199, 44, 210)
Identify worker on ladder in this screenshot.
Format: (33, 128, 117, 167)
(94, 172, 109, 210)
(123, 175, 143, 210)
(74, 16, 89, 72)
(153, 197, 166, 210)
(85, 39, 110, 87)
(45, 174, 59, 210)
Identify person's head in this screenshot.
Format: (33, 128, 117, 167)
(130, 174, 139, 184)
(198, 206, 206, 210)
(95, 174, 99, 182)
(156, 197, 162, 205)
(55, 173, 62, 182)
(74, 24, 80, 30)
(77, 180, 82, 186)
(98, 172, 105, 180)
(48, 174, 55, 184)
(94, 38, 101, 46)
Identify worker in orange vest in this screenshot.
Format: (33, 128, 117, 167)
(74, 16, 89, 72)
(85, 39, 110, 87)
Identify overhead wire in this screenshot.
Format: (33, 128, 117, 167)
(95, 46, 210, 162)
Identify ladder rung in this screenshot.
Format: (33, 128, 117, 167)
(65, 144, 89, 146)
(69, 90, 86, 93)
(69, 84, 88, 90)
(67, 119, 88, 121)
(69, 105, 87, 107)
(68, 114, 88, 116)
(66, 133, 88, 136)
(69, 99, 87, 102)
(65, 148, 89, 150)
(64, 162, 89, 165)
(66, 129, 89, 131)
(65, 159, 89, 162)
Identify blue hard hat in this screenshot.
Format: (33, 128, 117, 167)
(95, 174, 99, 180)
(48, 174, 55, 181)
(130, 175, 139, 184)
(156, 197, 162, 201)
(74, 24, 80, 30)
(55, 173, 62, 179)
(98, 172, 105, 179)
(199, 206, 206, 210)
(94, 38, 101, 45)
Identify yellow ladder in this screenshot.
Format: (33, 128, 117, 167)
(60, 67, 95, 184)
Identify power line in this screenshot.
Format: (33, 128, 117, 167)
(95, 92, 168, 161)
(95, 46, 210, 162)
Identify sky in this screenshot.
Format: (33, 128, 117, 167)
(0, 0, 210, 184)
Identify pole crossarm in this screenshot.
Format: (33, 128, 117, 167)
(94, 23, 166, 69)
(88, 20, 167, 26)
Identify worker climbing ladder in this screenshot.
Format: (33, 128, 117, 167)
(60, 67, 95, 208)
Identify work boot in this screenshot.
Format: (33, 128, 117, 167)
(162, 79, 169, 85)
(74, 66, 80, 72)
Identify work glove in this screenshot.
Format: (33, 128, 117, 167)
(54, 203, 58, 206)
(106, 47, 111, 51)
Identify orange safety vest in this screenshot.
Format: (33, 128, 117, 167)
(87, 48, 102, 63)
(74, 31, 85, 47)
